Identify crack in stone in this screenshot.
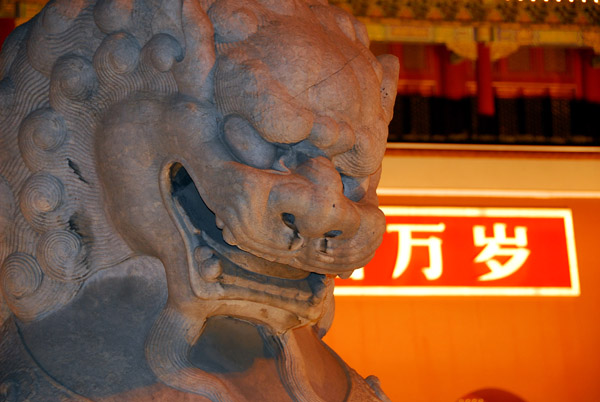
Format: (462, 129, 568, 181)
(247, 54, 361, 142)
(292, 53, 360, 100)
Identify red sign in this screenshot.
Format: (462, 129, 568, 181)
(334, 207, 579, 296)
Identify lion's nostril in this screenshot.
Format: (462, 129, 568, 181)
(282, 213, 297, 231)
(289, 232, 304, 251)
(324, 230, 342, 238)
(319, 238, 328, 253)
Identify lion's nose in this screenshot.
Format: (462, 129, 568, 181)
(271, 157, 360, 240)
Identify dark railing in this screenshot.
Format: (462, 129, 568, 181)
(388, 95, 600, 146)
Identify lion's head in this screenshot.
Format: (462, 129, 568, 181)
(0, 0, 397, 398)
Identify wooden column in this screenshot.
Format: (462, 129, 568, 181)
(476, 42, 494, 116)
(441, 46, 468, 100)
(0, 19, 15, 51)
(582, 49, 600, 104)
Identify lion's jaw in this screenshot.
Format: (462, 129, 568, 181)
(163, 134, 386, 334)
(165, 159, 336, 333)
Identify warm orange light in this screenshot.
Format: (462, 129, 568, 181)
(502, 0, 592, 2)
(495, 0, 600, 2)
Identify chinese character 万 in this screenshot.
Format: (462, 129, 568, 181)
(473, 223, 530, 281)
(387, 223, 446, 280)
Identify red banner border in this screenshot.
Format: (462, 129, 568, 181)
(334, 207, 580, 297)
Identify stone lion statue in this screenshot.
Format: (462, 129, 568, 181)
(0, 0, 398, 400)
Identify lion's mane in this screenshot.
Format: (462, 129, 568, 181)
(0, 0, 220, 324)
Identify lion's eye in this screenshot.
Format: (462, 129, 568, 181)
(222, 115, 277, 169)
(341, 174, 369, 202)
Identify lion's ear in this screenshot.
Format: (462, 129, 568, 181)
(377, 54, 399, 123)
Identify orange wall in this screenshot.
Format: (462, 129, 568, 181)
(324, 149, 600, 402)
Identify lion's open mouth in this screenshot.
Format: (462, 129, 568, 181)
(166, 163, 331, 316)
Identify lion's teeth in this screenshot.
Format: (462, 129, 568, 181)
(338, 270, 353, 279)
(315, 252, 334, 264)
(193, 246, 223, 282)
(194, 246, 213, 263)
(281, 287, 298, 299)
(288, 235, 304, 251)
(200, 258, 223, 282)
(296, 290, 310, 301)
(222, 226, 237, 246)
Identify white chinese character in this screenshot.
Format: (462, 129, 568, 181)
(387, 223, 446, 280)
(473, 223, 530, 281)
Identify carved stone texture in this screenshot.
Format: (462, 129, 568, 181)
(0, 0, 398, 401)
